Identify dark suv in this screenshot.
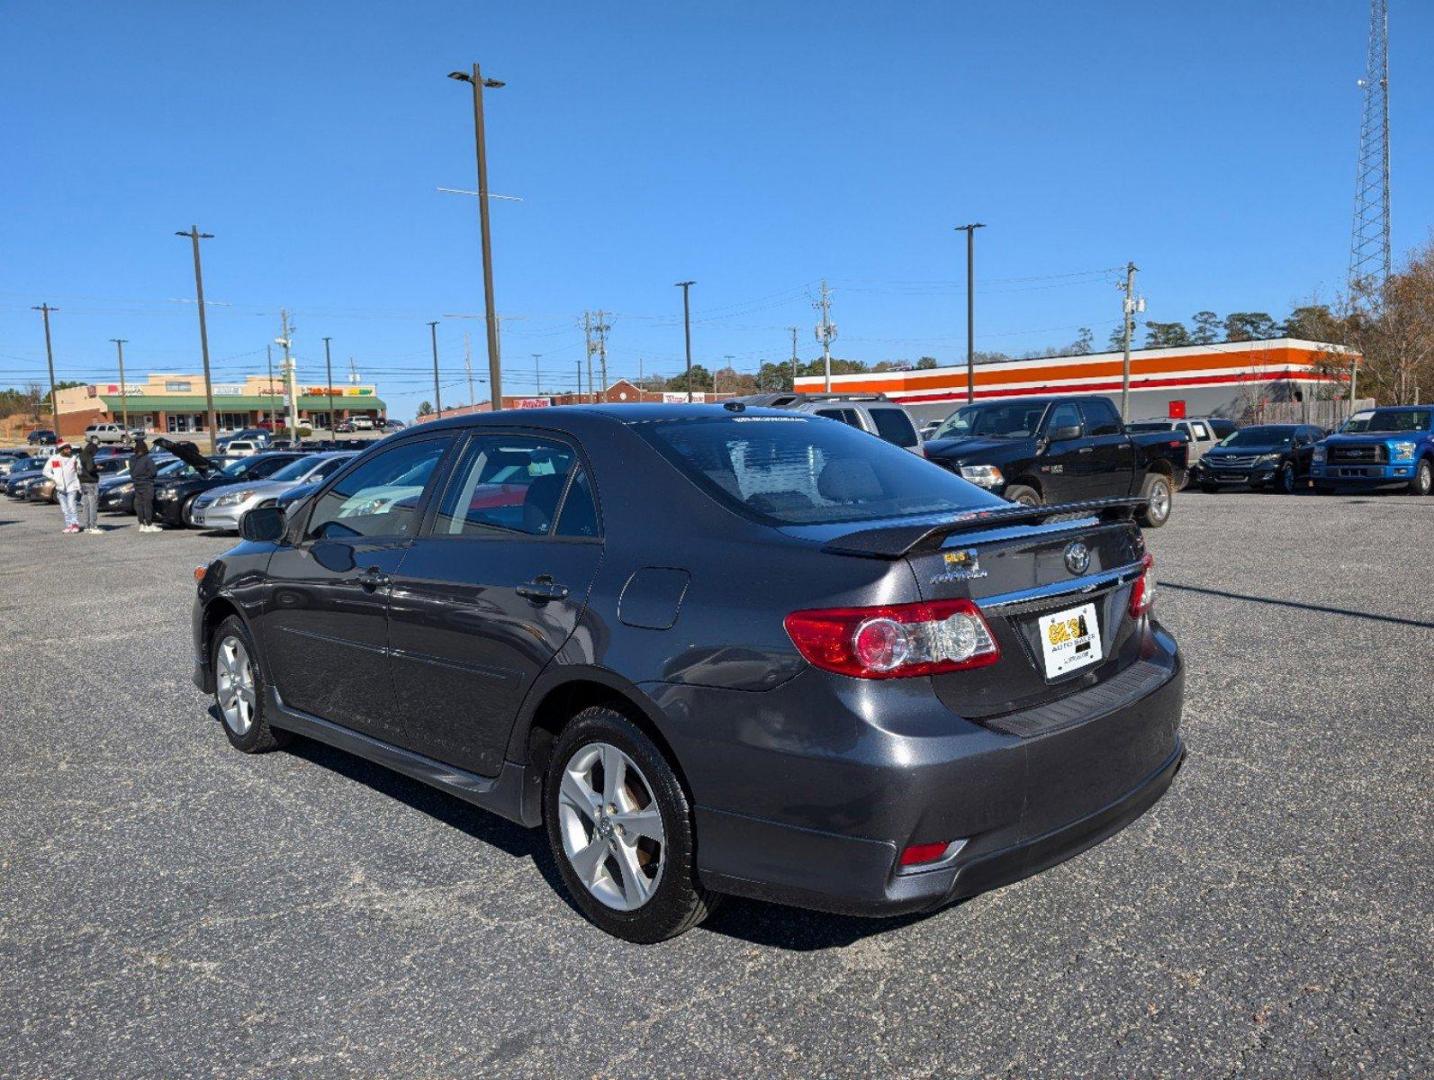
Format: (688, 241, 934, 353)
(194, 405, 1184, 941)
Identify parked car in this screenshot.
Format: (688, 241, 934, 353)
(217, 428, 271, 451)
(1312, 405, 1434, 496)
(1198, 424, 1326, 493)
(1127, 418, 1221, 488)
(194, 403, 1184, 942)
(97, 456, 205, 514)
(83, 422, 133, 445)
(6, 458, 52, 497)
(738, 392, 923, 454)
(377, 418, 405, 431)
(223, 439, 262, 458)
(26, 429, 58, 446)
(153, 446, 307, 526)
(921, 396, 1188, 527)
(190, 452, 357, 532)
(0, 451, 34, 477)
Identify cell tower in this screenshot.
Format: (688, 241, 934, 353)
(1348, 0, 1390, 302)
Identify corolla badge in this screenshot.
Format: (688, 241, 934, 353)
(1064, 540, 1091, 576)
(933, 548, 988, 583)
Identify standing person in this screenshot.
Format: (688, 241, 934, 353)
(77, 434, 103, 534)
(130, 439, 159, 533)
(43, 442, 83, 534)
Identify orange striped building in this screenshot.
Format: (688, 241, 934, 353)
(795, 338, 1356, 424)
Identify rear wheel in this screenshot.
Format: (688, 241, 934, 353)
(1275, 461, 1297, 494)
(1004, 484, 1041, 508)
(1137, 473, 1173, 528)
(211, 615, 288, 753)
(1411, 458, 1433, 496)
(544, 705, 717, 942)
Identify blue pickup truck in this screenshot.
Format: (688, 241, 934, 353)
(1312, 405, 1434, 495)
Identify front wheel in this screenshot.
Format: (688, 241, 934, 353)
(211, 615, 289, 753)
(1003, 484, 1041, 508)
(1408, 458, 1434, 496)
(544, 706, 717, 942)
(1137, 473, 1173, 528)
(1274, 461, 1297, 494)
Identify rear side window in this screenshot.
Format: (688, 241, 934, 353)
(306, 438, 450, 540)
(1190, 422, 1211, 440)
(433, 435, 577, 537)
(633, 414, 1003, 525)
(815, 408, 863, 429)
(868, 407, 919, 448)
(1082, 398, 1123, 437)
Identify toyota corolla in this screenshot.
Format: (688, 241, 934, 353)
(193, 404, 1184, 942)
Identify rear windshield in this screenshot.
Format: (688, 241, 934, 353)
(632, 414, 1001, 525)
(1127, 421, 1174, 433)
(1365, 409, 1431, 433)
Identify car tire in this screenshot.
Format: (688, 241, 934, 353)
(544, 705, 718, 943)
(1004, 484, 1041, 508)
(1136, 473, 1173, 528)
(1411, 458, 1433, 496)
(1275, 462, 1297, 494)
(211, 615, 289, 753)
(180, 493, 200, 527)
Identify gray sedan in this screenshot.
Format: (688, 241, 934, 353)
(189, 452, 355, 532)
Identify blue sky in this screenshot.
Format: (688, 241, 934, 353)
(2, 1, 1430, 421)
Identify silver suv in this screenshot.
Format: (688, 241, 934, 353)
(737, 393, 923, 453)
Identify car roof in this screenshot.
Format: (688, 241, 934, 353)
(395, 402, 801, 436)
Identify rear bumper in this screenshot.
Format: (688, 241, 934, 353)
(657, 625, 1185, 917)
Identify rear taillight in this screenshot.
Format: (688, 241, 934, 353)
(1129, 553, 1155, 617)
(784, 599, 1000, 679)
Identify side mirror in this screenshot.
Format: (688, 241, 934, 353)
(240, 505, 286, 543)
(1047, 424, 1082, 442)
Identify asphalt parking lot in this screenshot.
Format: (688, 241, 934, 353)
(1, 491, 1430, 1078)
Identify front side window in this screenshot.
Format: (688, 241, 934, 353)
(1047, 403, 1083, 435)
(306, 438, 450, 540)
(433, 435, 577, 537)
(634, 414, 1004, 526)
(1190, 422, 1211, 440)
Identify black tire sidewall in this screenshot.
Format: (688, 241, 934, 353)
(1414, 459, 1433, 496)
(210, 614, 285, 752)
(544, 706, 708, 943)
(1004, 484, 1040, 508)
(1138, 474, 1172, 527)
(1278, 462, 1296, 494)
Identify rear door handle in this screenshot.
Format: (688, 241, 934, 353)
(1078, 446, 1094, 454)
(357, 567, 390, 591)
(516, 577, 569, 603)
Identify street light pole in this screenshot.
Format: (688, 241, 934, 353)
(675, 281, 695, 402)
(448, 64, 506, 409)
(32, 303, 60, 437)
(323, 336, 335, 433)
(175, 226, 218, 451)
(428, 321, 443, 417)
(109, 339, 129, 432)
(954, 223, 985, 404)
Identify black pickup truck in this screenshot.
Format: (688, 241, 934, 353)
(921, 395, 1188, 527)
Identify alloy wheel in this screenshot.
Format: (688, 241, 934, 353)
(556, 742, 665, 911)
(1148, 479, 1171, 522)
(215, 634, 257, 736)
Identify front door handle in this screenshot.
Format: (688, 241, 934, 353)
(516, 576, 569, 603)
(357, 567, 390, 591)
(1078, 446, 1094, 454)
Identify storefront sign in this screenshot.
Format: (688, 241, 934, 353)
(511, 398, 551, 410)
(212, 384, 245, 396)
(104, 383, 147, 396)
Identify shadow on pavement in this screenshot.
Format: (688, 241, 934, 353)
(208, 706, 936, 951)
(1165, 581, 1434, 629)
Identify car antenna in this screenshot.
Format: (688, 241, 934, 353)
(723, 400, 746, 412)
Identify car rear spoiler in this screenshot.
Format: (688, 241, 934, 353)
(822, 496, 1147, 559)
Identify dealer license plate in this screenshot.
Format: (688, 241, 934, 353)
(1037, 602, 1103, 678)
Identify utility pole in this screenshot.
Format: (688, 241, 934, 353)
(675, 281, 695, 402)
(954, 224, 985, 404)
(175, 226, 218, 451)
(814, 279, 837, 391)
(276, 309, 298, 437)
(576, 359, 583, 401)
(589, 311, 610, 401)
(448, 63, 506, 408)
(322, 336, 335, 433)
(532, 354, 542, 398)
(428, 321, 443, 417)
(788, 326, 799, 389)
(266, 344, 275, 428)
(1117, 262, 1144, 422)
(32, 304, 60, 437)
(463, 331, 476, 406)
(109, 338, 129, 432)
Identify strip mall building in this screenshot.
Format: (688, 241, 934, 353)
(52, 374, 386, 438)
(795, 339, 1356, 425)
